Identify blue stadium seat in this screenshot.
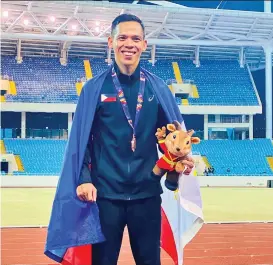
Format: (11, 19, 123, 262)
(192, 138, 273, 176)
(3, 138, 273, 176)
(177, 60, 258, 106)
(1, 56, 259, 106)
(90, 58, 109, 76)
(141, 60, 175, 82)
(4, 139, 67, 175)
(4, 129, 13, 138)
(1, 56, 84, 104)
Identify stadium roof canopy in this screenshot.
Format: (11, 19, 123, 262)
(1, 1, 273, 70)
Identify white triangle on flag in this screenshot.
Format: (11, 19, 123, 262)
(101, 94, 107, 102)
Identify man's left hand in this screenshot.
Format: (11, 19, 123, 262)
(180, 156, 194, 175)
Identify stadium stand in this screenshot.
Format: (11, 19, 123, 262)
(1, 56, 83, 103)
(1, 56, 259, 106)
(192, 138, 273, 176)
(177, 60, 259, 106)
(2, 138, 273, 176)
(0, 128, 13, 139)
(4, 139, 66, 175)
(89, 58, 110, 75)
(0, 56, 267, 177)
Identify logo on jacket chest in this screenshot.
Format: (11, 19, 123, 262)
(148, 95, 155, 102)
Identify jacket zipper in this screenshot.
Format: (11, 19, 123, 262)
(127, 151, 134, 200)
(127, 162, 131, 200)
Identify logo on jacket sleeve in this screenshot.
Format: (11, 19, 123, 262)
(101, 94, 117, 102)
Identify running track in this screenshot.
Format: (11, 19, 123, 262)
(1, 223, 273, 265)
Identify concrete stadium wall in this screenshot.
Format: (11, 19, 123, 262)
(1, 176, 59, 187)
(1, 102, 262, 115)
(197, 176, 273, 187)
(1, 154, 18, 173)
(1, 175, 273, 188)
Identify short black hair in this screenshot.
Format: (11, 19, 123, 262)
(111, 13, 145, 37)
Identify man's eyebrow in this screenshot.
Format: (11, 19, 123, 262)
(117, 34, 143, 38)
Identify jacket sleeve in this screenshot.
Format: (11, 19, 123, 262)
(157, 103, 169, 129)
(157, 104, 169, 154)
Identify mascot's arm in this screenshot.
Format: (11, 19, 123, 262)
(158, 140, 167, 153)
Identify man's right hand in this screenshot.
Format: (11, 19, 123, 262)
(76, 183, 97, 202)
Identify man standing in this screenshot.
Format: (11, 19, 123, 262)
(45, 13, 202, 265)
(76, 13, 194, 265)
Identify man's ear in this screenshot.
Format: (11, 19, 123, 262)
(167, 124, 176, 132)
(108, 36, 113, 49)
(191, 137, 200, 144)
(142, 39, 148, 52)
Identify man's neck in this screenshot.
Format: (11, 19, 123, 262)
(116, 61, 138, 76)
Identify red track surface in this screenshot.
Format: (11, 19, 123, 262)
(2, 223, 273, 265)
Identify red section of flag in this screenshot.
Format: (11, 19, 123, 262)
(161, 207, 178, 265)
(104, 97, 116, 102)
(61, 244, 92, 265)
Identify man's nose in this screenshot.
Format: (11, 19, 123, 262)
(124, 38, 134, 47)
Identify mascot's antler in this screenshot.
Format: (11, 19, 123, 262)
(173, 120, 182, 131)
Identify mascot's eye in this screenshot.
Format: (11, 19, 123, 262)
(186, 141, 189, 145)
(173, 135, 176, 139)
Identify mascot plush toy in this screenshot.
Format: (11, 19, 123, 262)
(153, 120, 200, 191)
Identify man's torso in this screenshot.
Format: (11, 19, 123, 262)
(89, 65, 167, 200)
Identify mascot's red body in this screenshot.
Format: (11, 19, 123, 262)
(156, 140, 181, 171)
(152, 121, 200, 191)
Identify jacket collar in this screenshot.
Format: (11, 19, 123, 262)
(113, 60, 140, 85)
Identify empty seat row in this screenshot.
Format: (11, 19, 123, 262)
(2, 138, 273, 176)
(1, 56, 259, 106)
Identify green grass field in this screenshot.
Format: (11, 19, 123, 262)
(1, 187, 273, 226)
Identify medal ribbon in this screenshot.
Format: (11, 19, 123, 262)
(111, 66, 145, 151)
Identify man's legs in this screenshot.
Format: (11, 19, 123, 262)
(92, 198, 126, 265)
(127, 196, 162, 265)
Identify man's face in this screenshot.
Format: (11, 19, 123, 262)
(108, 21, 147, 68)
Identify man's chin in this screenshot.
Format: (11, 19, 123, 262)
(120, 56, 140, 64)
(121, 60, 137, 67)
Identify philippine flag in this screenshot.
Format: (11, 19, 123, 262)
(101, 94, 117, 102)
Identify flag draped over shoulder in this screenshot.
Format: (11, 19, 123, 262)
(44, 66, 203, 265)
